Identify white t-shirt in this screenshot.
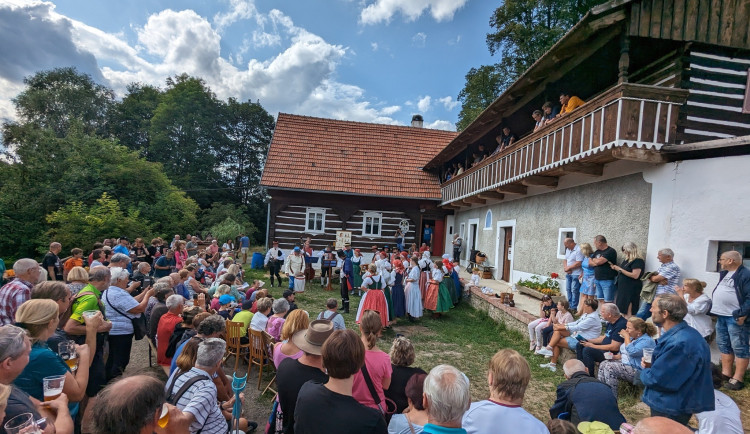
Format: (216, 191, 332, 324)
(565, 245, 584, 277)
(470, 274, 480, 286)
(462, 400, 549, 434)
(711, 271, 738, 316)
(696, 390, 743, 434)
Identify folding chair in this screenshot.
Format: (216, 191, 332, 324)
(261, 331, 278, 396)
(223, 320, 251, 374)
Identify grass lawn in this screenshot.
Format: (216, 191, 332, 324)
(242, 264, 750, 427)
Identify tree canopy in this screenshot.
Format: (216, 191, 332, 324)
(455, 0, 605, 131)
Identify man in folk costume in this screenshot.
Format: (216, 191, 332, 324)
(264, 240, 285, 287)
(321, 246, 336, 287)
(338, 250, 353, 313)
(284, 246, 305, 290)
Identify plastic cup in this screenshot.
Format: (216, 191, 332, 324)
(604, 351, 613, 360)
(157, 403, 169, 428)
(4, 413, 41, 434)
(42, 375, 65, 402)
(82, 310, 99, 321)
(642, 348, 654, 367)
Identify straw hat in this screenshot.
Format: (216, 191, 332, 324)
(291, 320, 334, 355)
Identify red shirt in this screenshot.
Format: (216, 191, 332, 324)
(156, 312, 183, 366)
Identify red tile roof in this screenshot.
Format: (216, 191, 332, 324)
(261, 113, 458, 199)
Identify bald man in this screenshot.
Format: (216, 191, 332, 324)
(633, 416, 692, 433)
(710, 250, 750, 390)
(42, 242, 63, 281)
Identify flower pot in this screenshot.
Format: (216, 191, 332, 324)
(516, 285, 565, 303)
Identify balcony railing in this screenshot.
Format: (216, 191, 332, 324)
(440, 83, 689, 205)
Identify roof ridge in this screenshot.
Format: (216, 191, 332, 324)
(277, 112, 458, 135)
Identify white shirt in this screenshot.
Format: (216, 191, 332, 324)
(406, 267, 420, 282)
(462, 400, 549, 434)
(470, 274, 480, 286)
(711, 271, 738, 316)
(102, 286, 139, 336)
(431, 268, 443, 283)
(696, 390, 743, 434)
(566, 311, 602, 340)
(685, 293, 714, 338)
(250, 311, 269, 331)
(265, 247, 285, 265)
(565, 245, 584, 277)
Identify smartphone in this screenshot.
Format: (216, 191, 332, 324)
(575, 334, 588, 343)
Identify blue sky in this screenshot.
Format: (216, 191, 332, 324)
(0, 0, 497, 130)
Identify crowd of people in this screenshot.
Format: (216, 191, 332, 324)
(0, 231, 747, 433)
(442, 91, 586, 182)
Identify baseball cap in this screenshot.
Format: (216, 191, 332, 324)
(219, 294, 234, 305)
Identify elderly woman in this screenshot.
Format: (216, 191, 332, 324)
(676, 278, 713, 341)
(102, 267, 154, 381)
(156, 294, 185, 369)
(385, 337, 426, 414)
(597, 317, 657, 397)
(273, 309, 310, 367)
(388, 373, 428, 434)
(14, 299, 102, 414)
(66, 266, 89, 296)
(266, 298, 290, 341)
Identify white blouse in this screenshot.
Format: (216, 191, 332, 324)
(684, 293, 714, 338)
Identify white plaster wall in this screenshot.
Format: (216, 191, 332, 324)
(643, 155, 750, 288)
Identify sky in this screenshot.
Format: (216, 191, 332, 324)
(0, 0, 499, 131)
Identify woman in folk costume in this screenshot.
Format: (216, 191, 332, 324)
(424, 260, 453, 317)
(450, 260, 463, 302)
(418, 250, 432, 300)
(390, 259, 406, 320)
(351, 248, 364, 290)
(382, 257, 395, 324)
(356, 263, 389, 328)
(404, 256, 423, 319)
(441, 254, 458, 305)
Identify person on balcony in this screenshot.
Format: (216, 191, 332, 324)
(532, 110, 545, 132)
(455, 162, 464, 176)
(558, 91, 586, 117)
(494, 126, 517, 154)
(542, 101, 560, 125)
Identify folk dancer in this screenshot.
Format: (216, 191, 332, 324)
(264, 240, 285, 287)
(356, 264, 389, 328)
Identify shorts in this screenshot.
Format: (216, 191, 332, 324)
(716, 315, 750, 359)
(240, 247, 249, 254)
(565, 336, 579, 351)
(595, 279, 615, 302)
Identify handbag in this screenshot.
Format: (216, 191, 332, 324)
(105, 289, 148, 340)
(360, 364, 397, 420)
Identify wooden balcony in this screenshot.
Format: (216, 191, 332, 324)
(440, 83, 689, 206)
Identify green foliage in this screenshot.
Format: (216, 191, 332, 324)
(46, 193, 151, 250)
(455, 0, 606, 130)
(108, 83, 161, 155)
(209, 217, 254, 245)
(517, 273, 561, 295)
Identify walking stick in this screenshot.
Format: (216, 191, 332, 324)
(231, 372, 247, 433)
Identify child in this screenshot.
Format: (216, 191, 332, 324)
(527, 295, 554, 352)
(466, 268, 481, 293)
(217, 294, 236, 319)
(63, 248, 84, 281)
(539, 300, 575, 351)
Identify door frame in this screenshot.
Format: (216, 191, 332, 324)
(466, 218, 479, 263)
(495, 219, 516, 283)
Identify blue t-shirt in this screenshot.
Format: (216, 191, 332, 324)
(423, 227, 433, 242)
(240, 236, 250, 248)
(13, 343, 78, 415)
(154, 256, 175, 278)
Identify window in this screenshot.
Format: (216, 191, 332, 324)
(714, 241, 750, 271)
(484, 210, 493, 230)
(557, 228, 577, 259)
(362, 212, 383, 237)
(305, 207, 326, 233)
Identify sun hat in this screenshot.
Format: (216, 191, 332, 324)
(577, 421, 615, 434)
(291, 320, 334, 355)
(219, 294, 234, 306)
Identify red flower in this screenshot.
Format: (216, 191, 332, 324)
(550, 273, 559, 279)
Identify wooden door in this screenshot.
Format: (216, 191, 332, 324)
(502, 227, 513, 281)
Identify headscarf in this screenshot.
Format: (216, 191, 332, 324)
(392, 259, 404, 273)
(442, 258, 453, 272)
(421, 250, 431, 260)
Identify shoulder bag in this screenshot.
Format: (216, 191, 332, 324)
(360, 364, 396, 420)
(105, 289, 148, 340)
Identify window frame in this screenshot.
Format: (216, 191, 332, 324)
(305, 207, 326, 234)
(362, 211, 383, 237)
(483, 210, 493, 231)
(713, 240, 750, 271)
(556, 228, 577, 259)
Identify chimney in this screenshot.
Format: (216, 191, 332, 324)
(411, 114, 424, 128)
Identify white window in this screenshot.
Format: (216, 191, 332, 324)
(714, 241, 750, 271)
(362, 212, 383, 237)
(484, 210, 493, 230)
(557, 228, 577, 259)
(305, 207, 326, 234)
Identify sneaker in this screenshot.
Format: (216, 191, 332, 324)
(537, 347, 553, 357)
(539, 362, 557, 372)
(529, 342, 536, 351)
(724, 379, 745, 390)
(247, 421, 259, 432)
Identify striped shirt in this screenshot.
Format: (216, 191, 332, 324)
(0, 279, 32, 325)
(655, 261, 681, 295)
(166, 367, 225, 434)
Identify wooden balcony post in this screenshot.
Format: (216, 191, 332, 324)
(618, 31, 630, 84)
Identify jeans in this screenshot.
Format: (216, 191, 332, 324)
(566, 274, 581, 309)
(577, 345, 607, 377)
(636, 301, 652, 320)
(650, 409, 692, 426)
(595, 279, 615, 302)
(716, 315, 750, 359)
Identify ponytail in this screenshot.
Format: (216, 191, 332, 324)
(360, 310, 382, 350)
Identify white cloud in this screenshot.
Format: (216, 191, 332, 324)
(448, 34, 461, 45)
(370, 42, 378, 51)
(360, 0, 468, 25)
(0, 1, 418, 127)
(425, 119, 454, 131)
(412, 32, 426, 48)
(438, 96, 458, 110)
(417, 95, 431, 112)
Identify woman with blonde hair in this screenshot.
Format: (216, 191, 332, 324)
(385, 336, 426, 414)
(597, 317, 657, 397)
(611, 242, 645, 317)
(676, 278, 713, 341)
(14, 299, 102, 413)
(66, 266, 89, 296)
(356, 264, 389, 328)
(211, 284, 231, 310)
(578, 242, 596, 315)
(0, 383, 11, 423)
(273, 309, 310, 367)
(352, 310, 392, 411)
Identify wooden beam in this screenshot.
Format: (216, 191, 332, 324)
(496, 184, 527, 195)
(560, 162, 605, 176)
(521, 175, 559, 187)
(462, 197, 486, 205)
(611, 147, 667, 163)
(477, 191, 505, 201)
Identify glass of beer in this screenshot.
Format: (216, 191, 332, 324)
(58, 341, 78, 372)
(157, 403, 169, 428)
(42, 375, 65, 402)
(82, 310, 99, 321)
(642, 348, 654, 368)
(4, 412, 42, 434)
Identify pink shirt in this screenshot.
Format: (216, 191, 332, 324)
(266, 316, 285, 341)
(273, 342, 303, 368)
(352, 349, 392, 410)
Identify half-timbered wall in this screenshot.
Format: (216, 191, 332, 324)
(677, 45, 750, 142)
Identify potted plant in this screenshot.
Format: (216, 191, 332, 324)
(516, 273, 565, 302)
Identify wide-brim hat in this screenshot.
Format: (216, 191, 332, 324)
(291, 320, 334, 355)
(577, 421, 614, 434)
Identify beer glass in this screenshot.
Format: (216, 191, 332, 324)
(58, 341, 78, 372)
(4, 413, 42, 434)
(42, 375, 65, 402)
